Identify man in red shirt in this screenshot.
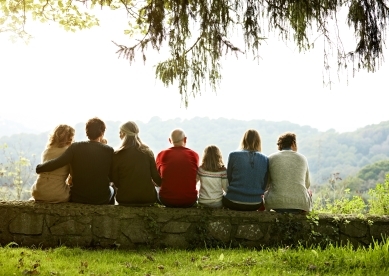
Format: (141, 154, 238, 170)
(156, 128, 199, 207)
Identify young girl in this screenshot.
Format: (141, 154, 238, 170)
(197, 145, 228, 208)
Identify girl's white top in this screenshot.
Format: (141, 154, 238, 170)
(197, 167, 228, 204)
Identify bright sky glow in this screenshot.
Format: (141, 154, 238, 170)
(1, 9, 388, 133)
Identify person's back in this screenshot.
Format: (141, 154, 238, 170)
(31, 124, 74, 203)
(156, 129, 199, 207)
(112, 121, 161, 206)
(226, 150, 268, 202)
(197, 145, 228, 208)
(67, 141, 113, 204)
(264, 132, 312, 212)
(223, 129, 268, 211)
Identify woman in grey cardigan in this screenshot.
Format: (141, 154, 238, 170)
(264, 132, 312, 213)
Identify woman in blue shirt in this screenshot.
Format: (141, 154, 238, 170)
(223, 129, 268, 211)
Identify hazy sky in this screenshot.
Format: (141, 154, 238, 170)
(1, 8, 388, 133)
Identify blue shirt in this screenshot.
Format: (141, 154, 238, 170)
(225, 150, 269, 203)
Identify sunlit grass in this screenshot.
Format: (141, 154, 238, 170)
(1, 240, 389, 275)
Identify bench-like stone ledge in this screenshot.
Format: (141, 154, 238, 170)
(1, 201, 388, 249)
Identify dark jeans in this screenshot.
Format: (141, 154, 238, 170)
(222, 196, 263, 211)
(70, 186, 115, 205)
(273, 209, 305, 214)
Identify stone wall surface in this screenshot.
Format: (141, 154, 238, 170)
(1, 201, 388, 249)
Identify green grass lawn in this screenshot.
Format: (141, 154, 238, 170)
(1, 240, 389, 275)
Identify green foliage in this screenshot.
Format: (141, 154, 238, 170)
(0, 143, 35, 200)
(314, 190, 367, 214)
(1, 1, 388, 104)
(0, 0, 99, 42)
(313, 172, 389, 215)
(358, 160, 389, 181)
(368, 174, 389, 215)
(115, 0, 389, 104)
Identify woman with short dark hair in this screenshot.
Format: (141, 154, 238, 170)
(264, 132, 312, 213)
(111, 121, 161, 206)
(222, 129, 268, 211)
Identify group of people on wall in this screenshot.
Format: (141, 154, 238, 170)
(32, 117, 312, 213)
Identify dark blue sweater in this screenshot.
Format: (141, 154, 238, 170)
(225, 150, 268, 203)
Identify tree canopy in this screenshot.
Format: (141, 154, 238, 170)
(1, 0, 388, 104)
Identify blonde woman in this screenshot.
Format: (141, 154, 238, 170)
(197, 145, 228, 208)
(223, 129, 269, 211)
(111, 121, 161, 206)
(31, 124, 75, 203)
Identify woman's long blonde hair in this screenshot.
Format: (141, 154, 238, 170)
(200, 145, 225, 172)
(115, 121, 151, 155)
(47, 124, 75, 148)
(240, 129, 262, 152)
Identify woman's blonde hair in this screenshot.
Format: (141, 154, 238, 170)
(240, 129, 262, 152)
(200, 145, 225, 172)
(116, 121, 151, 155)
(47, 124, 75, 148)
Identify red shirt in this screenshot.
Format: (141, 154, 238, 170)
(156, 147, 199, 206)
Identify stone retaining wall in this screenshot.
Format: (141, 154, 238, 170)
(1, 201, 388, 249)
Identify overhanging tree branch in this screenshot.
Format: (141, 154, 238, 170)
(1, 0, 388, 105)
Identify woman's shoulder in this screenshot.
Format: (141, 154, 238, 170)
(43, 146, 68, 160)
(228, 150, 244, 157)
(44, 146, 68, 155)
(198, 166, 227, 177)
(199, 165, 227, 172)
(254, 151, 268, 158)
(115, 146, 154, 156)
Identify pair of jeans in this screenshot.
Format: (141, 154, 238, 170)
(222, 196, 262, 211)
(273, 208, 305, 214)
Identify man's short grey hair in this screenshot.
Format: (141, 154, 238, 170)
(171, 129, 186, 143)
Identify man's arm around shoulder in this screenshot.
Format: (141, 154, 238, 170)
(36, 144, 74, 174)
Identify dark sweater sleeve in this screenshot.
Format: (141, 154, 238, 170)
(110, 153, 120, 188)
(150, 152, 162, 186)
(226, 153, 233, 183)
(36, 145, 73, 173)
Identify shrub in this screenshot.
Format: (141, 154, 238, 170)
(368, 174, 389, 215)
(313, 188, 366, 214)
